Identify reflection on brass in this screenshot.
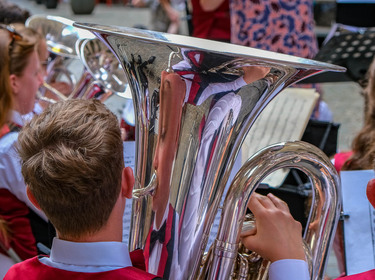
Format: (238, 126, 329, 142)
(74, 23, 344, 280)
(26, 15, 111, 103)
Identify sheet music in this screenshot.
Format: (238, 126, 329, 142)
(241, 88, 319, 187)
(371, 208, 375, 257)
(122, 141, 135, 244)
(341, 170, 375, 275)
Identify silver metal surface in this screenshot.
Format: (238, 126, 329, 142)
(26, 15, 94, 101)
(208, 141, 340, 280)
(74, 22, 344, 280)
(26, 14, 95, 58)
(78, 38, 131, 98)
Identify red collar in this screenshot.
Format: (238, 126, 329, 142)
(0, 125, 10, 138)
(0, 122, 22, 138)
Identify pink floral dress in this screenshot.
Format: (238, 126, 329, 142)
(230, 0, 318, 59)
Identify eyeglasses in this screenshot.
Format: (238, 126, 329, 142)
(41, 56, 53, 67)
(0, 24, 23, 54)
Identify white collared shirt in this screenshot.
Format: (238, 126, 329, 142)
(40, 237, 308, 278)
(39, 238, 133, 272)
(0, 111, 46, 220)
(269, 259, 310, 280)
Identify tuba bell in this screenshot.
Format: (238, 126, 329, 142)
(74, 22, 344, 280)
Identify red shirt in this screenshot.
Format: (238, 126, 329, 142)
(191, 0, 230, 41)
(4, 250, 159, 280)
(338, 269, 375, 279)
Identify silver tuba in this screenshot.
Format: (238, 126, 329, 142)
(74, 23, 344, 280)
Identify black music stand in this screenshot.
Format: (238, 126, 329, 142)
(301, 23, 375, 84)
(336, 2, 375, 28)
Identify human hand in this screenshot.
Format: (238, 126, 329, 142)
(166, 7, 180, 24)
(242, 66, 270, 84)
(131, 0, 147, 7)
(241, 193, 305, 263)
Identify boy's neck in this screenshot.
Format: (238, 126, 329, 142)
(59, 196, 125, 243)
(58, 220, 123, 243)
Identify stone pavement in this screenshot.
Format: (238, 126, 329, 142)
(9, 0, 367, 278)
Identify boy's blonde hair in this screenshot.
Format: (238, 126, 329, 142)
(17, 99, 124, 239)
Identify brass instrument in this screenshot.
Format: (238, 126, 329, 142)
(74, 22, 345, 280)
(25, 15, 96, 102)
(203, 141, 340, 280)
(78, 38, 130, 99)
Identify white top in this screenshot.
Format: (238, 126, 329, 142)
(39, 238, 133, 272)
(269, 259, 310, 280)
(0, 111, 46, 220)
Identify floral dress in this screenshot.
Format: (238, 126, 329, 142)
(230, 0, 318, 59)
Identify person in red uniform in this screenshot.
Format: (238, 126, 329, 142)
(4, 99, 160, 280)
(191, 0, 230, 42)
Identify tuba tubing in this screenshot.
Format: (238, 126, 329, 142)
(207, 141, 341, 280)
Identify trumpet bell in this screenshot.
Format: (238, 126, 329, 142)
(26, 14, 95, 58)
(74, 22, 345, 280)
(78, 38, 131, 98)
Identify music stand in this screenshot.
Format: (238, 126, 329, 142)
(301, 24, 375, 84)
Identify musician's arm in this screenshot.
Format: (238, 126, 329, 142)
(199, 0, 226, 12)
(241, 193, 309, 280)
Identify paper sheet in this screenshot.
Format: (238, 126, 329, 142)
(122, 141, 135, 244)
(341, 170, 375, 275)
(241, 88, 319, 187)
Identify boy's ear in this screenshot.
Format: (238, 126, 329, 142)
(121, 167, 134, 199)
(26, 186, 41, 210)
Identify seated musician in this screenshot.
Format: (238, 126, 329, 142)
(6, 97, 310, 280)
(244, 179, 375, 280)
(0, 23, 49, 275)
(242, 192, 310, 280)
(5, 99, 160, 280)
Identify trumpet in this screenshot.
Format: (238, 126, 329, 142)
(26, 15, 101, 102)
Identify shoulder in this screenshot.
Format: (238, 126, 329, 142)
(333, 151, 353, 172)
(340, 269, 375, 279)
(121, 267, 161, 279)
(0, 131, 23, 193)
(5, 257, 161, 280)
(4, 257, 40, 279)
(0, 131, 18, 156)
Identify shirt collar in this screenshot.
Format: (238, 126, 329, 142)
(50, 238, 133, 268)
(10, 110, 24, 127)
